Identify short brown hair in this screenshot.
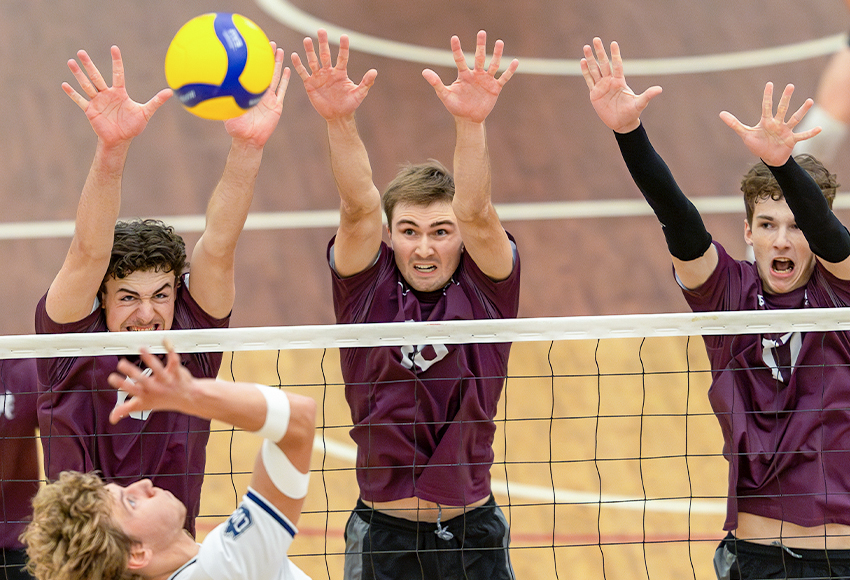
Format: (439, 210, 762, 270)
(742, 154, 839, 223)
(382, 160, 455, 225)
(22, 471, 140, 580)
(99, 219, 188, 299)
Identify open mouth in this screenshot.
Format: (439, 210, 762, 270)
(772, 258, 795, 274)
(127, 325, 159, 332)
(414, 265, 437, 273)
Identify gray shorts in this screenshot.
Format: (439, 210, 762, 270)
(344, 496, 515, 580)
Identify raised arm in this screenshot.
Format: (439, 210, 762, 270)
(291, 29, 382, 277)
(46, 46, 171, 324)
(422, 31, 518, 281)
(582, 38, 716, 289)
(187, 45, 289, 318)
(722, 82, 850, 279)
(108, 343, 316, 524)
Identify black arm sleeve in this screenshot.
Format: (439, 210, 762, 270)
(767, 156, 850, 263)
(614, 124, 712, 261)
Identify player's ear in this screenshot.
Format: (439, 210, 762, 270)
(127, 543, 152, 571)
(743, 218, 754, 246)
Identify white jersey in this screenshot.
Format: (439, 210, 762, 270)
(169, 488, 310, 580)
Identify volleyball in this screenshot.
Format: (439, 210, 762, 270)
(165, 13, 274, 120)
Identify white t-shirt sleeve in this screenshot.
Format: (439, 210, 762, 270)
(172, 488, 310, 580)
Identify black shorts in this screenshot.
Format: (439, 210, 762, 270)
(344, 496, 515, 580)
(1, 549, 34, 580)
(714, 533, 850, 579)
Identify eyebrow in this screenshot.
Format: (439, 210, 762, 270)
(115, 282, 173, 297)
(116, 488, 131, 516)
(395, 219, 455, 228)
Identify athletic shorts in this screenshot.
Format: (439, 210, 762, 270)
(714, 533, 850, 579)
(343, 496, 515, 580)
(1, 549, 34, 580)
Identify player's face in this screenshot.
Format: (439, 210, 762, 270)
(102, 270, 177, 332)
(389, 201, 464, 293)
(106, 479, 186, 552)
(745, 196, 816, 295)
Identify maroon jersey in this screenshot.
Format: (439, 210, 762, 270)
(0, 359, 39, 550)
(683, 242, 850, 530)
(34, 274, 229, 535)
(330, 238, 520, 505)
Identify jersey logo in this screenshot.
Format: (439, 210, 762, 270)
(112, 371, 153, 421)
(113, 389, 152, 421)
(762, 331, 802, 384)
(0, 391, 15, 420)
(401, 343, 449, 373)
(224, 505, 254, 538)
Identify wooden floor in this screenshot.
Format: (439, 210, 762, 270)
(3, 0, 850, 578)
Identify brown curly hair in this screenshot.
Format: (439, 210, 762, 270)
(742, 154, 839, 224)
(21, 472, 141, 580)
(98, 219, 188, 299)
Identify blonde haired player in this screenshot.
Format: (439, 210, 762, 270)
(23, 342, 315, 580)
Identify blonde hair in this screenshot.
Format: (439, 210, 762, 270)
(22, 472, 141, 580)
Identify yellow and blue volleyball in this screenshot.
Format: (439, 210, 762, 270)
(165, 13, 274, 120)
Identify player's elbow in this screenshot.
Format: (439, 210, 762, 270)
(285, 393, 317, 450)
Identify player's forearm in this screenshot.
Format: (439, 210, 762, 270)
(184, 378, 268, 432)
(327, 116, 381, 218)
(615, 124, 712, 261)
(202, 140, 262, 256)
(451, 119, 492, 221)
(72, 140, 131, 258)
(768, 156, 850, 263)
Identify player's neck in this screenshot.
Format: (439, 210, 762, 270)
(148, 534, 200, 580)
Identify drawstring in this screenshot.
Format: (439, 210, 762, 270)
(770, 541, 803, 559)
(434, 505, 454, 541)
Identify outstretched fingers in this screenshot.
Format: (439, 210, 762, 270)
(109, 45, 126, 89)
(487, 37, 503, 75)
(317, 28, 334, 69)
(718, 110, 746, 135)
(335, 34, 351, 71)
(789, 98, 816, 132)
(497, 58, 519, 87)
(473, 30, 488, 71)
(451, 35, 469, 74)
(761, 82, 775, 122)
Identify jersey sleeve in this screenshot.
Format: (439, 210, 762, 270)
(328, 237, 393, 324)
(34, 292, 105, 388)
(679, 242, 749, 313)
(812, 261, 850, 306)
(190, 489, 309, 580)
(459, 235, 521, 319)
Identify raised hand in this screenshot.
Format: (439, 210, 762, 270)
(225, 43, 290, 148)
(422, 30, 518, 124)
(581, 38, 661, 134)
(62, 45, 172, 147)
(719, 82, 821, 167)
(107, 342, 191, 423)
(291, 29, 377, 121)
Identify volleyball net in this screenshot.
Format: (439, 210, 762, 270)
(4, 308, 850, 580)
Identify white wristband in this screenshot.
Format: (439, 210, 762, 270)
(253, 384, 290, 443)
(261, 439, 310, 499)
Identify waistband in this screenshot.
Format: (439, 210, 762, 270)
(721, 532, 850, 563)
(354, 496, 497, 533)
